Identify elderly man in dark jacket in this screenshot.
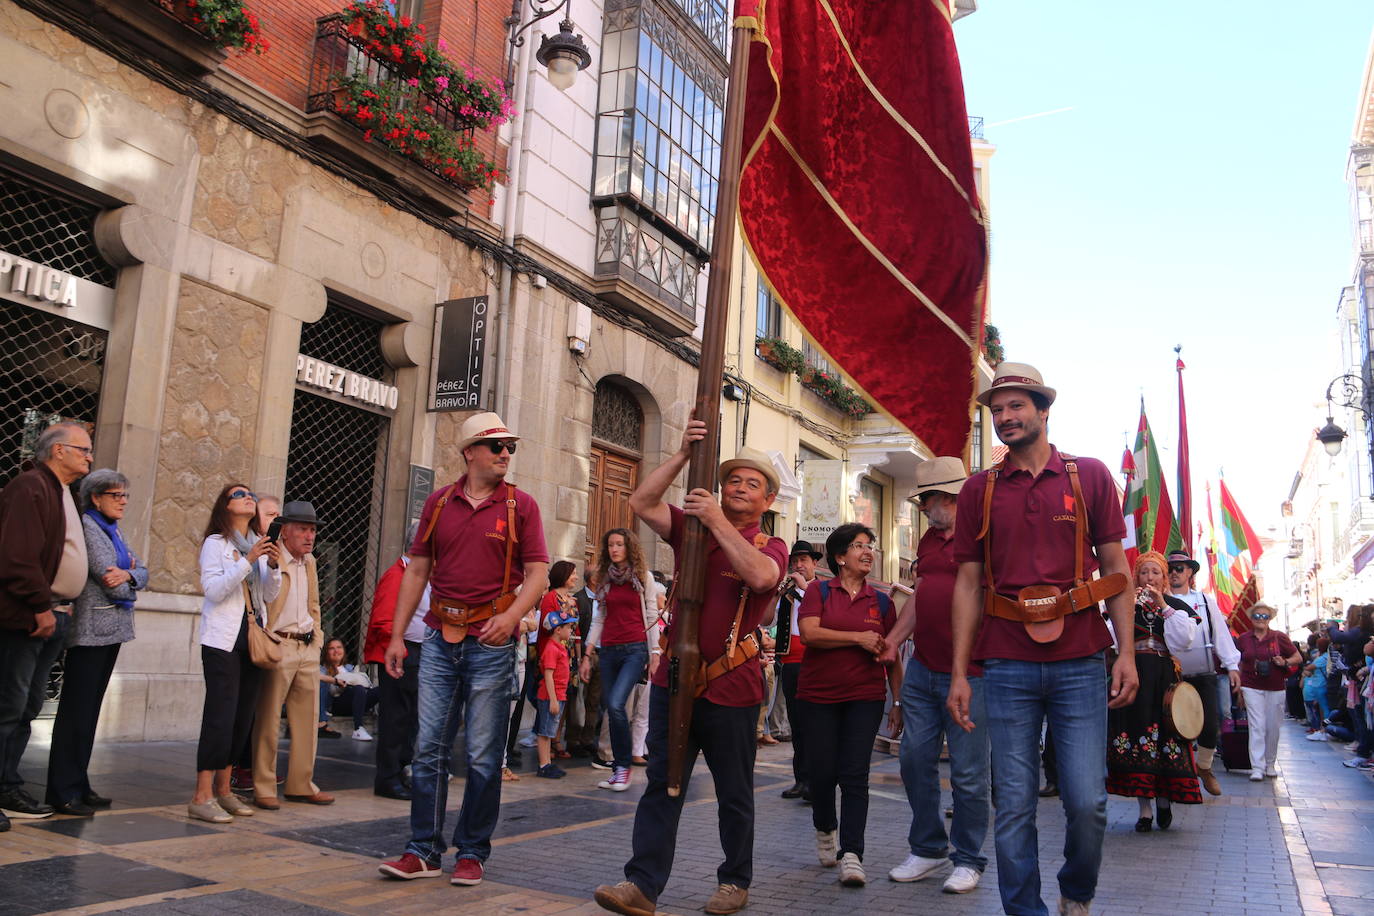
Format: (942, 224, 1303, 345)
(0, 422, 93, 829)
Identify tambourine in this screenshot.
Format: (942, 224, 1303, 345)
(1164, 679, 1204, 740)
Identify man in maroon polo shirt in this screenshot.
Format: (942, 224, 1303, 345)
(595, 418, 788, 916)
(946, 363, 1137, 916)
(378, 412, 549, 888)
(880, 456, 989, 894)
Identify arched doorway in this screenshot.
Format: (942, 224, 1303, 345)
(587, 378, 644, 564)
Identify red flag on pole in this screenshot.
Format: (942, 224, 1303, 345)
(736, 0, 988, 457)
(1176, 352, 1192, 553)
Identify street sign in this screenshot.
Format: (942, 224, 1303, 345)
(430, 295, 488, 411)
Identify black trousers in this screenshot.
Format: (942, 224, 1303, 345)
(797, 697, 884, 860)
(1184, 673, 1221, 752)
(507, 655, 540, 753)
(45, 643, 121, 805)
(375, 640, 420, 787)
(625, 684, 758, 901)
(196, 621, 262, 772)
(779, 662, 808, 786)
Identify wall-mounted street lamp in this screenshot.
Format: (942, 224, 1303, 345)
(1316, 373, 1364, 457)
(507, 0, 592, 91)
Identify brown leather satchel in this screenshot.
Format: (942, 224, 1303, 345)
(421, 483, 520, 643)
(243, 582, 282, 668)
(977, 457, 1127, 643)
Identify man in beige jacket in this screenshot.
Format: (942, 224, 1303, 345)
(252, 501, 334, 808)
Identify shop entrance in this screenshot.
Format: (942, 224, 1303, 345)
(284, 304, 393, 658)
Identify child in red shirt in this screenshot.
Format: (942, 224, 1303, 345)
(536, 608, 577, 778)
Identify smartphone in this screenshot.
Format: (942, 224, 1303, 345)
(265, 518, 283, 543)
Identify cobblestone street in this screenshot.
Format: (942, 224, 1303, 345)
(2, 716, 1371, 916)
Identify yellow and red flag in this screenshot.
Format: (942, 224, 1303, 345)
(736, 0, 988, 457)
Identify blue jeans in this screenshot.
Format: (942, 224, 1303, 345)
(983, 653, 1108, 915)
(0, 611, 70, 790)
(406, 629, 515, 866)
(899, 657, 990, 870)
(599, 641, 648, 769)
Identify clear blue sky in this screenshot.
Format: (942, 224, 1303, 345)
(954, 2, 1372, 540)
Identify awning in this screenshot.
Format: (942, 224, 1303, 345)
(1354, 537, 1374, 574)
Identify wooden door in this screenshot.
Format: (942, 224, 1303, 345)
(587, 445, 639, 564)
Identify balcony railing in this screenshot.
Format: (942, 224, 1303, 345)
(968, 116, 985, 140)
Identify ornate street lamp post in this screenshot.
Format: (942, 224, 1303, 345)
(1315, 373, 1364, 458)
(507, 0, 592, 90)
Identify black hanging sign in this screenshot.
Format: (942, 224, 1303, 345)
(430, 295, 487, 411)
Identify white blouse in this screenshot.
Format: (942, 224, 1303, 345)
(198, 534, 281, 652)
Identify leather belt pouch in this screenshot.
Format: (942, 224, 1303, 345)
(435, 592, 516, 643)
(986, 573, 1129, 644)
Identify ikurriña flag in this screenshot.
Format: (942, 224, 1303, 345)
(1122, 403, 1182, 568)
(735, 0, 988, 458)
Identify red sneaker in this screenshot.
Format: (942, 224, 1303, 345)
(378, 853, 442, 879)
(229, 767, 253, 791)
(451, 857, 484, 886)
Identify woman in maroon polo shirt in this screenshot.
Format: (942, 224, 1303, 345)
(1236, 603, 1302, 781)
(796, 523, 898, 889)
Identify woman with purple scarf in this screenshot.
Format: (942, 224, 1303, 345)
(44, 468, 148, 816)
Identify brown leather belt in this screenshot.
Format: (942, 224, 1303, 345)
(274, 630, 314, 644)
(984, 573, 1128, 628)
(433, 596, 513, 643)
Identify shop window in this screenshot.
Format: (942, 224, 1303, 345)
(0, 168, 116, 287)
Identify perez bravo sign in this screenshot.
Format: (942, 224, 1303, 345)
(295, 354, 398, 413)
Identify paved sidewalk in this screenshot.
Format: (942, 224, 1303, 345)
(1, 715, 1370, 915)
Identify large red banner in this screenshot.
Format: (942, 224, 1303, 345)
(736, 0, 988, 458)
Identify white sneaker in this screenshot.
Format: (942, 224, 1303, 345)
(1308, 731, 1329, 741)
(1264, 765, 1278, 777)
(352, 727, 374, 741)
(942, 865, 981, 894)
(816, 830, 838, 867)
(518, 733, 538, 748)
(597, 766, 631, 792)
(1249, 770, 1264, 781)
(888, 853, 946, 882)
(838, 852, 866, 887)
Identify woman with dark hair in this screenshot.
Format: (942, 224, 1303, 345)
(319, 637, 379, 741)
(1105, 551, 1202, 832)
(44, 469, 149, 816)
(187, 483, 278, 823)
(1330, 604, 1374, 764)
(579, 528, 660, 792)
(796, 523, 898, 887)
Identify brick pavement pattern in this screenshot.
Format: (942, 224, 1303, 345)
(0, 715, 1370, 915)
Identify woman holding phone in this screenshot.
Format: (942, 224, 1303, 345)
(188, 483, 279, 823)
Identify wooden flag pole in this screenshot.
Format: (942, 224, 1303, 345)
(665, 21, 754, 798)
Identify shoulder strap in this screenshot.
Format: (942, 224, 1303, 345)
(421, 484, 456, 544)
(876, 589, 894, 621)
(501, 483, 518, 595)
(819, 579, 831, 604)
(978, 467, 1000, 595)
(1063, 460, 1089, 587)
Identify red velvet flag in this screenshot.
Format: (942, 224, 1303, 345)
(736, 0, 988, 458)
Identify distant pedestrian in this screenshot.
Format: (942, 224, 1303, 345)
(776, 540, 822, 802)
(320, 637, 379, 741)
(0, 422, 93, 828)
(1236, 604, 1302, 781)
(45, 468, 148, 816)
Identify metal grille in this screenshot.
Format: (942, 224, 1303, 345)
(0, 169, 117, 287)
(286, 305, 392, 658)
(298, 303, 389, 378)
(592, 379, 644, 454)
(0, 309, 106, 485)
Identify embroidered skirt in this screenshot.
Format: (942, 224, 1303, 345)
(1106, 653, 1202, 803)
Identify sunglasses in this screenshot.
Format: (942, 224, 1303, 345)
(1167, 564, 1191, 572)
(476, 439, 517, 455)
(1251, 613, 1271, 621)
(228, 489, 258, 501)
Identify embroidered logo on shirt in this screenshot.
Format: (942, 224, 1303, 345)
(1063, 493, 1075, 512)
(495, 517, 507, 534)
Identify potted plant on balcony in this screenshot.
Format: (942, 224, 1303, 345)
(755, 337, 803, 374)
(983, 323, 1004, 366)
(171, 0, 269, 52)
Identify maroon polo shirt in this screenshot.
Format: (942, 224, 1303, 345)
(797, 579, 894, 703)
(952, 448, 1126, 662)
(650, 504, 788, 707)
(912, 526, 981, 676)
(601, 581, 646, 647)
(409, 475, 549, 633)
(1236, 630, 1298, 691)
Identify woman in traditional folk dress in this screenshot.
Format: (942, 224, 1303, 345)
(1106, 551, 1203, 832)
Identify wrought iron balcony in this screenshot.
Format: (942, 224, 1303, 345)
(86, 0, 231, 75)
